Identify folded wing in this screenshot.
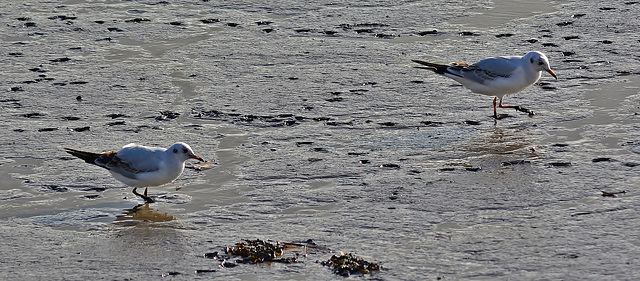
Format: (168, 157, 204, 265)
(65, 144, 163, 180)
(109, 144, 164, 177)
(413, 56, 520, 85)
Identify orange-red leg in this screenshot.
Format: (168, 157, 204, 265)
(496, 97, 535, 117)
(498, 97, 517, 109)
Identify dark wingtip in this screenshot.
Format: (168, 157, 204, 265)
(414, 66, 435, 70)
(412, 59, 432, 66)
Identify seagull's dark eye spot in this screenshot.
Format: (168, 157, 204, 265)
(538, 61, 544, 65)
(173, 148, 178, 153)
(183, 148, 188, 154)
(530, 58, 534, 63)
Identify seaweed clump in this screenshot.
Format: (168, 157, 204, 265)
(205, 239, 378, 276)
(225, 239, 299, 264)
(321, 252, 381, 276)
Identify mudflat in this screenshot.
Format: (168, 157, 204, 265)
(1, 0, 639, 280)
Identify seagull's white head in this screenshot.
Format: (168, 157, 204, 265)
(167, 142, 204, 163)
(525, 51, 557, 80)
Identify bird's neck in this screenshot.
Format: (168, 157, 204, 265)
(165, 157, 186, 173)
(524, 68, 543, 85)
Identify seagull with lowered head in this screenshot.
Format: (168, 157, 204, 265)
(64, 142, 204, 203)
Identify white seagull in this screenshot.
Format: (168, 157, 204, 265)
(64, 142, 204, 203)
(412, 51, 557, 119)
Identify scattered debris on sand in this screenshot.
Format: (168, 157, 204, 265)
(203, 239, 380, 276)
(204, 239, 325, 267)
(321, 252, 381, 276)
(601, 190, 627, 197)
(225, 239, 300, 264)
(189, 160, 216, 171)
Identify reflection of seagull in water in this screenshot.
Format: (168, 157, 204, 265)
(64, 142, 204, 203)
(116, 203, 177, 222)
(412, 51, 557, 119)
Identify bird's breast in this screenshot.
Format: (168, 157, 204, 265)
(111, 163, 185, 187)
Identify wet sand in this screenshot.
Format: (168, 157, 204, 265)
(1, 0, 640, 280)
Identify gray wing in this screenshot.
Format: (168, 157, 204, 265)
(464, 57, 520, 82)
(414, 56, 521, 85)
(103, 144, 164, 178)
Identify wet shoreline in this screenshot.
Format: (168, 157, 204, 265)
(2, 0, 640, 280)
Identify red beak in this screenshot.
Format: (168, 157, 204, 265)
(191, 154, 205, 162)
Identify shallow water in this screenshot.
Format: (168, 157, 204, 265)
(1, 0, 640, 280)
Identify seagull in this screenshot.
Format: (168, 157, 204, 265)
(412, 51, 557, 119)
(64, 142, 204, 203)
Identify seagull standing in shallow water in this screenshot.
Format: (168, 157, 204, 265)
(412, 51, 557, 119)
(65, 142, 204, 203)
